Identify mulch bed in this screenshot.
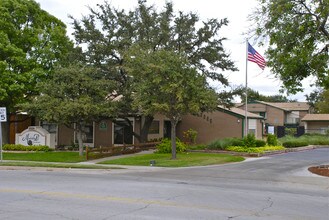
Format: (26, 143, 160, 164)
(308, 165, 329, 177)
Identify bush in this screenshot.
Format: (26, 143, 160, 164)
(267, 134, 278, 146)
(226, 145, 285, 153)
(255, 139, 266, 147)
(282, 140, 308, 148)
(3, 144, 53, 152)
(243, 134, 256, 148)
(155, 138, 187, 153)
(183, 128, 198, 144)
(207, 137, 244, 150)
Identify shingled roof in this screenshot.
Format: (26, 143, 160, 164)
(238, 101, 310, 111)
(218, 106, 263, 119)
(301, 114, 329, 121)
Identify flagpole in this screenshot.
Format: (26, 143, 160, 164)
(245, 39, 248, 137)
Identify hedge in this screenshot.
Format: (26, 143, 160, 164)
(3, 144, 53, 152)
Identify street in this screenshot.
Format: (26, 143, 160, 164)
(0, 148, 328, 220)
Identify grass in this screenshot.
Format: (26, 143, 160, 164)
(3, 152, 86, 163)
(0, 161, 122, 169)
(279, 135, 329, 146)
(99, 152, 244, 167)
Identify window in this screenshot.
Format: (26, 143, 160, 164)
(148, 121, 160, 134)
(248, 119, 257, 135)
(40, 121, 57, 133)
(82, 124, 94, 143)
(259, 112, 266, 119)
(113, 119, 134, 145)
(74, 123, 94, 144)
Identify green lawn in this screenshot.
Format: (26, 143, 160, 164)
(3, 152, 86, 163)
(99, 153, 244, 167)
(0, 161, 122, 169)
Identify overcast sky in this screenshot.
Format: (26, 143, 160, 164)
(36, 0, 313, 102)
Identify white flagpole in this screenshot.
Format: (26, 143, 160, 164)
(245, 40, 248, 137)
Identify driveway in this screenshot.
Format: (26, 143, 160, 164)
(0, 148, 328, 220)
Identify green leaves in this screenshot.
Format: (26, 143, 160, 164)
(0, 0, 73, 112)
(21, 64, 118, 125)
(125, 48, 218, 121)
(253, 0, 329, 93)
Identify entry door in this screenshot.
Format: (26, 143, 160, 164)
(163, 121, 171, 139)
(113, 120, 133, 145)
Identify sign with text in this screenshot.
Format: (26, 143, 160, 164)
(0, 107, 6, 122)
(17, 127, 47, 146)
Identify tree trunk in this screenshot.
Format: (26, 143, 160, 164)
(170, 119, 177, 160)
(76, 124, 84, 156)
(140, 115, 154, 143)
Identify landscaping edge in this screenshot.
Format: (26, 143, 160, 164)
(188, 145, 329, 157)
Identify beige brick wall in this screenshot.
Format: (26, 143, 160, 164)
(266, 106, 285, 126)
(306, 121, 329, 130)
(176, 111, 244, 145)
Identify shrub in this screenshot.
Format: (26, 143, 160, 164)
(243, 133, 256, 148)
(267, 134, 278, 146)
(183, 128, 198, 144)
(285, 128, 297, 136)
(207, 137, 244, 150)
(155, 138, 187, 153)
(3, 144, 53, 152)
(255, 139, 266, 147)
(282, 140, 308, 148)
(226, 145, 285, 153)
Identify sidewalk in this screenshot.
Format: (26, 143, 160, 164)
(79, 149, 155, 164)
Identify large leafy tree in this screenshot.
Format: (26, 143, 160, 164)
(315, 89, 329, 113)
(0, 0, 73, 112)
(22, 64, 117, 156)
(252, 0, 329, 93)
(125, 48, 218, 159)
(71, 0, 237, 142)
(238, 88, 296, 103)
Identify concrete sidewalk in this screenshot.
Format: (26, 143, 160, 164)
(79, 149, 156, 164)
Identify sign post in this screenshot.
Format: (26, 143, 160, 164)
(0, 107, 7, 162)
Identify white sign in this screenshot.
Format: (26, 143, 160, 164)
(0, 107, 6, 122)
(268, 126, 275, 135)
(16, 127, 47, 146)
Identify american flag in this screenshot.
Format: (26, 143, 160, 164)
(248, 43, 266, 70)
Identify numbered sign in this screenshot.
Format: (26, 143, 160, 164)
(0, 107, 7, 122)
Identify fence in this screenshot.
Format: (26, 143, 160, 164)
(85, 142, 160, 160)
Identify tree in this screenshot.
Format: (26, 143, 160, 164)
(306, 88, 323, 112)
(238, 87, 295, 103)
(71, 0, 237, 142)
(21, 64, 117, 156)
(315, 89, 329, 113)
(252, 0, 329, 93)
(125, 48, 218, 159)
(0, 0, 73, 112)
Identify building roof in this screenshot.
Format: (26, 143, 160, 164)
(301, 114, 329, 121)
(237, 101, 310, 111)
(218, 106, 263, 119)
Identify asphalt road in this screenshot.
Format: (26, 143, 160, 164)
(0, 148, 328, 220)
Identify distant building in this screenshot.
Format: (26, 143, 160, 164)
(301, 114, 329, 134)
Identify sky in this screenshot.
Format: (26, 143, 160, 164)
(36, 0, 313, 102)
